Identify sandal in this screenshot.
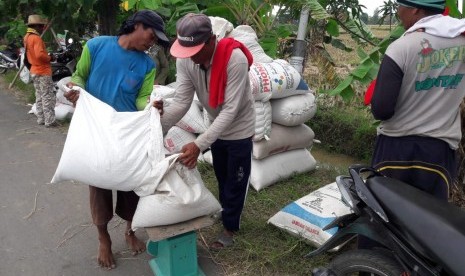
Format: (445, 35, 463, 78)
(210, 232, 234, 250)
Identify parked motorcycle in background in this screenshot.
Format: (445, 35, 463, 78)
(51, 37, 81, 83)
(0, 39, 22, 74)
(309, 165, 465, 276)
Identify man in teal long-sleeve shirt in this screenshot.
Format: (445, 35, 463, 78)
(65, 10, 169, 270)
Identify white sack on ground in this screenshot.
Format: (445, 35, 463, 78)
(55, 104, 74, 120)
(271, 93, 317, 127)
(249, 60, 312, 101)
(29, 102, 75, 121)
(253, 123, 315, 160)
(253, 101, 272, 142)
(164, 126, 197, 154)
(210, 16, 234, 40)
(132, 154, 222, 228)
(268, 182, 353, 251)
(227, 25, 273, 63)
(198, 149, 213, 165)
(250, 148, 317, 191)
(51, 88, 165, 191)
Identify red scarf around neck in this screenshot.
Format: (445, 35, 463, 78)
(209, 38, 253, 108)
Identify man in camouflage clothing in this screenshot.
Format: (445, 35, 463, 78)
(24, 14, 58, 127)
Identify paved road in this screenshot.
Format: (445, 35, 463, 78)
(0, 84, 221, 276)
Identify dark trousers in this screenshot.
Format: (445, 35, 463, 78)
(372, 134, 457, 200)
(89, 186, 139, 226)
(359, 134, 457, 250)
(211, 137, 252, 232)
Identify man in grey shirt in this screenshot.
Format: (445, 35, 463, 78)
(371, 0, 465, 200)
(154, 13, 255, 249)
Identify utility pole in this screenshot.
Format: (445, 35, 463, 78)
(289, 6, 309, 75)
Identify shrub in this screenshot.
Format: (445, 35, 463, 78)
(308, 105, 377, 162)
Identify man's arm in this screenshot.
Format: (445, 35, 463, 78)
(371, 55, 404, 120)
(32, 36, 51, 63)
(136, 68, 156, 110)
(194, 61, 249, 151)
(70, 45, 91, 88)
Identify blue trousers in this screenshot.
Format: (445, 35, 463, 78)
(211, 137, 252, 232)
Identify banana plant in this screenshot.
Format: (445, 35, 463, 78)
(327, 0, 462, 101)
(201, 0, 295, 58)
(121, 0, 200, 37)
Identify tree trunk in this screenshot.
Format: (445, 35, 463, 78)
(96, 0, 119, 35)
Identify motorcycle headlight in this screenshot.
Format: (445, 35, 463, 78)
(336, 176, 355, 209)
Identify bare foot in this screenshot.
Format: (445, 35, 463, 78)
(125, 230, 146, 256)
(98, 232, 116, 270)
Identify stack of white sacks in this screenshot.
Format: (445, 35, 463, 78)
(160, 17, 318, 191)
(244, 43, 318, 191)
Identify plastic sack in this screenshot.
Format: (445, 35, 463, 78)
(132, 154, 222, 228)
(55, 77, 75, 105)
(268, 182, 353, 251)
(253, 123, 315, 160)
(249, 60, 312, 101)
(51, 88, 165, 191)
(210, 16, 234, 40)
(19, 49, 31, 84)
(172, 99, 208, 134)
(226, 25, 273, 63)
(250, 148, 317, 191)
(270, 93, 317, 127)
(164, 126, 197, 154)
(29, 102, 74, 121)
(253, 101, 272, 141)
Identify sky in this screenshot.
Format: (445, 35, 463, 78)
(358, 0, 464, 16)
(359, 0, 386, 16)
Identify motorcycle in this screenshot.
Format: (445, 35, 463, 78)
(0, 39, 22, 74)
(308, 165, 465, 276)
(51, 37, 81, 82)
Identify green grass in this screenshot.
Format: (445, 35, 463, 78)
(197, 162, 344, 275)
(1, 70, 35, 103)
(308, 105, 377, 162)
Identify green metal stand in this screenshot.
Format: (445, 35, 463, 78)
(146, 231, 205, 276)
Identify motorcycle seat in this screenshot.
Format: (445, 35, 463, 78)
(368, 176, 465, 276)
(0, 50, 18, 61)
